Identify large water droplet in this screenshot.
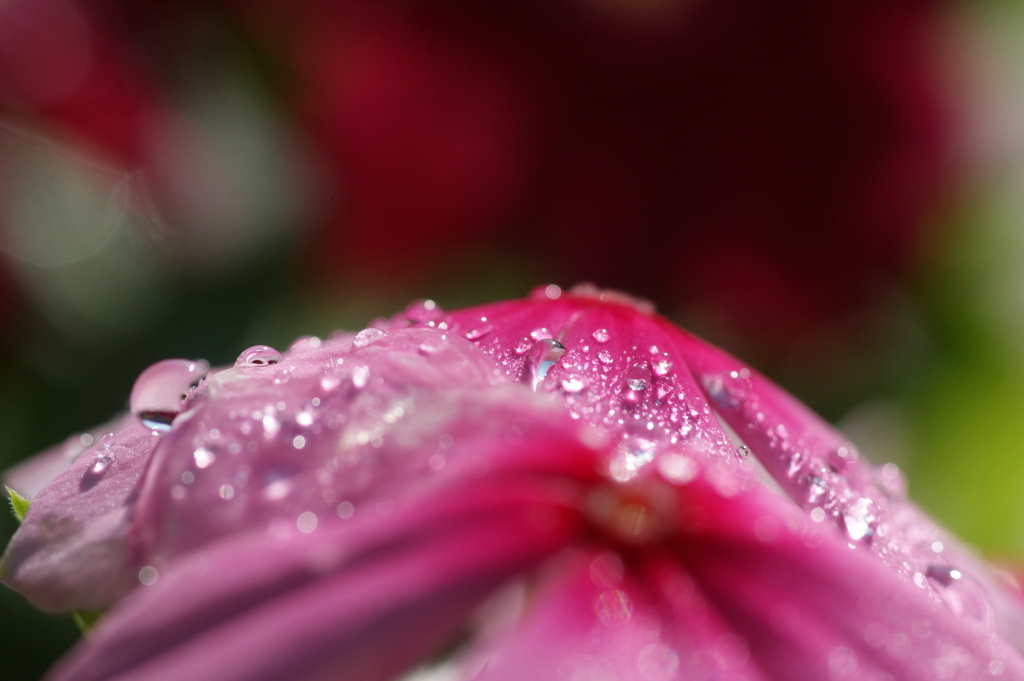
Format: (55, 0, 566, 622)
(592, 328, 610, 344)
(235, 346, 282, 367)
(701, 369, 750, 410)
(525, 339, 566, 390)
(464, 324, 492, 341)
(353, 328, 386, 348)
(130, 359, 209, 431)
(90, 453, 113, 475)
(925, 565, 994, 628)
(624, 363, 650, 392)
(841, 496, 878, 543)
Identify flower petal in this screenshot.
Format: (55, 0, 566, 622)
(660, 480, 1024, 680)
(1, 418, 158, 612)
(45, 456, 590, 681)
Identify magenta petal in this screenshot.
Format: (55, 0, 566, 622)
(2, 418, 158, 612)
(471, 549, 772, 681)
(416, 287, 749, 486)
(664, 482, 1024, 680)
(45, 478, 583, 681)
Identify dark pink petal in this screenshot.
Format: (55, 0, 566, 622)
(661, 481, 1024, 680)
(45, 470, 586, 681)
(406, 286, 751, 490)
(1, 418, 158, 612)
(471, 548, 772, 681)
(418, 286, 1024, 652)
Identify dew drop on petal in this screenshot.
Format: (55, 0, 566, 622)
(464, 324, 492, 341)
(560, 377, 586, 393)
(525, 339, 565, 390)
(701, 369, 750, 410)
(192, 447, 215, 469)
(353, 328, 386, 348)
(842, 497, 878, 543)
(235, 346, 283, 367)
(651, 353, 673, 376)
(89, 453, 113, 475)
(514, 337, 533, 355)
(624, 363, 650, 392)
(130, 359, 209, 431)
(592, 328, 610, 344)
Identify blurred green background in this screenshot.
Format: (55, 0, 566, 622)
(2, 0, 1024, 678)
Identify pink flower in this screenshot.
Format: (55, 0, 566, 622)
(4, 285, 1023, 680)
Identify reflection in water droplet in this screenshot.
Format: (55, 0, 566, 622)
(130, 359, 209, 431)
(624, 363, 650, 392)
(592, 328, 610, 344)
(925, 564, 962, 587)
(734, 445, 750, 460)
(560, 377, 586, 393)
(235, 346, 283, 367)
(525, 339, 565, 390)
(651, 354, 673, 376)
(702, 369, 750, 410)
(192, 447, 215, 469)
(90, 454, 113, 475)
(842, 497, 877, 543)
(464, 324, 492, 341)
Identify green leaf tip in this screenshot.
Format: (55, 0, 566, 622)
(72, 610, 103, 634)
(5, 485, 29, 523)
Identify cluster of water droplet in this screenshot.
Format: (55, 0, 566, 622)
(78, 286, 1000, 640)
(394, 286, 1002, 636)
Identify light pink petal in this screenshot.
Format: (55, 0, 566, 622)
(128, 326, 577, 568)
(1, 418, 158, 612)
(45, 474, 585, 681)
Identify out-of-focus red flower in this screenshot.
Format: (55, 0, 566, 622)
(0, 0, 953, 343)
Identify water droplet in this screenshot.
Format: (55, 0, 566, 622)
(925, 564, 962, 587)
(353, 328, 386, 347)
(701, 369, 750, 410)
(651, 354, 673, 376)
(598, 351, 614, 365)
(806, 474, 828, 504)
(525, 339, 565, 390)
(735, 445, 750, 460)
(592, 328, 610, 344)
(514, 337, 533, 355)
(130, 359, 209, 431)
(842, 497, 878, 543)
(560, 377, 586, 393)
(90, 453, 113, 475)
(351, 365, 370, 389)
(464, 325, 492, 341)
(235, 346, 282, 367)
(192, 447, 216, 469)
(624, 363, 650, 392)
